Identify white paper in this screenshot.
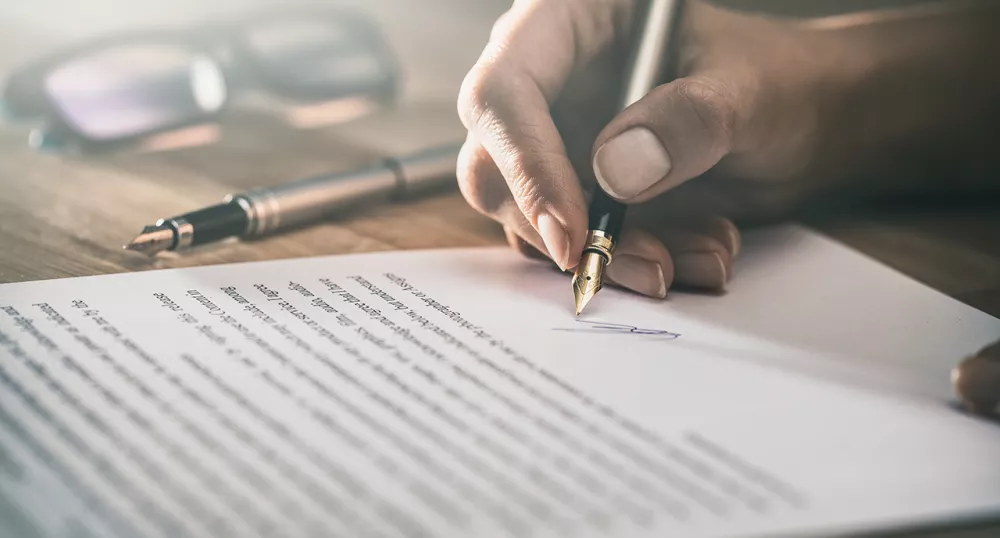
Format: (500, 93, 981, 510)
(0, 224, 998, 538)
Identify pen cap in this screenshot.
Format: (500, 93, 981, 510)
(587, 189, 626, 240)
(394, 143, 462, 196)
(240, 163, 398, 235)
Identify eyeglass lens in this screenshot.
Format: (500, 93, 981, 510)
(43, 44, 226, 141)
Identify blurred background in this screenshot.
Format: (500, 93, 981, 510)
(0, 0, 510, 157)
(3, 0, 987, 287)
(2, 0, 496, 101)
(0, 0, 931, 154)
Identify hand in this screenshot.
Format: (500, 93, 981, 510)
(954, 339, 1000, 417)
(456, 0, 1000, 298)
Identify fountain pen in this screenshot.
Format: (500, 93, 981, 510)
(573, 0, 684, 315)
(124, 143, 460, 255)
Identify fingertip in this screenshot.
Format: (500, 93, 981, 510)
(593, 126, 675, 202)
(607, 255, 668, 299)
(715, 217, 742, 259)
(674, 251, 728, 291)
(536, 213, 572, 270)
(658, 232, 731, 291)
(590, 75, 745, 203)
(606, 230, 674, 299)
(561, 205, 590, 272)
(953, 342, 1000, 417)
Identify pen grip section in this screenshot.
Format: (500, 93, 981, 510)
(587, 188, 626, 241)
(185, 203, 250, 245)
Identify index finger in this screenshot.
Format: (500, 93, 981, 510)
(457, 0, 625, 269)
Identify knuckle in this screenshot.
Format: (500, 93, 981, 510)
(675, 78, 737, 149)
(457, 67, 508, 134)
(457, 69, 488, 129)
(489, 10, 515, 42)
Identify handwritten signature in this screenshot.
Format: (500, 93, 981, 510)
(553, 319, 680, 338)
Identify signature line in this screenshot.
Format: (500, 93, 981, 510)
(553, 319, 680, 338)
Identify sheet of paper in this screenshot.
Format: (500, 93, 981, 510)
(0, 224, 998, 538)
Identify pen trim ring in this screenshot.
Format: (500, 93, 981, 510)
(233, 191, 281, 236)
(169, 218, 194, 249)
(230, 195, 256, 236)
(584, 230, 615, 264)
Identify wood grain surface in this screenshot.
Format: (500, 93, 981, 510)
(0, 1, 997, 319)
(0, 0, 997, 320)
(0, 2, 999, 537)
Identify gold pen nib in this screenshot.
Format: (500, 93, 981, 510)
(572, 251, 607, 315)
(123, 224, 176, 256)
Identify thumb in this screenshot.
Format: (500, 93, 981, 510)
(592, 73, 749, 203)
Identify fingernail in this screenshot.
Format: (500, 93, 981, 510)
(594, 127, 673, 199)
(606, 255, 667, 298)
(729, 228, 741, 258)
(537, 212, 571, 270)
(674, 251, 727, 289)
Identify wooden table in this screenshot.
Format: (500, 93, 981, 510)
(1, 1, 998, 537)
(1, 1, 997, 319)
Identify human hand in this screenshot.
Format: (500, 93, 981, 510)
(456, 0, 1000, 298)
(954, 339, 1000, 417)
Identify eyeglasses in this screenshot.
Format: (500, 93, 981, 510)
(1, 7, 401, 153)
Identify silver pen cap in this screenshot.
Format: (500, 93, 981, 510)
(230, 143, 460, 237)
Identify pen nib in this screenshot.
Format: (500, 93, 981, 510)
(572, 251, 607, 315)
(124, 224, 176, 256)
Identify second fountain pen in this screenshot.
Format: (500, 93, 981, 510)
(124, 143, 461, 255)
(572, 0, 684, 314)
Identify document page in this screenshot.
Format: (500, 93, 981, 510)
(1, 225, 998, 538)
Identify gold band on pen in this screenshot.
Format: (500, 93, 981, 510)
(583, 230, 615, 264)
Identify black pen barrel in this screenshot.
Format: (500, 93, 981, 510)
(178, 203, 249, 246)
(583, 0, 681, 242)
(587, 189, 626, 240)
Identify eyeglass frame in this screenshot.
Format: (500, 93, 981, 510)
(1, 6, 402, 153)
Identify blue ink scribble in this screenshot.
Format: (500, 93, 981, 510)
(553, 319, 680, 338)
